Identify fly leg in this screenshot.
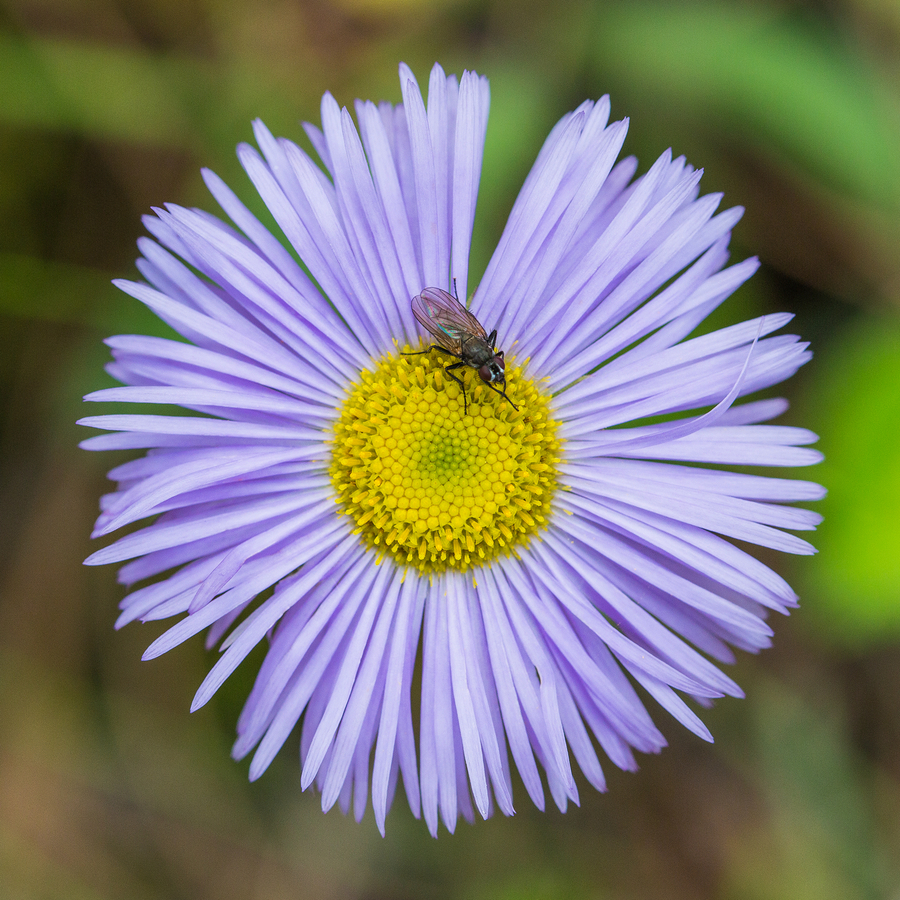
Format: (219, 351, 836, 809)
(486, 381, 518, 411)
(442, 360, 469, 414)
(402, 345, 470, 413)
(402, 344, 459, 358)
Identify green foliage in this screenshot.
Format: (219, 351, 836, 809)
(799, 316, 900, 643)
(590, 3, 900, 208)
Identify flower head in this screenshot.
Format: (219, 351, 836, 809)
(81, 63, 823, 835)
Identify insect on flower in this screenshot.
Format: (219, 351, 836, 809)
(80, 62, 824, 838)
(409, 285, 518, 414)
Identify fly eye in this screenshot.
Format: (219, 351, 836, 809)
(478, 361, 505, 385)
(494, 354, 505, 371)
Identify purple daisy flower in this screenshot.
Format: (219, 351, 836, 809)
(81, 62, 823, 836)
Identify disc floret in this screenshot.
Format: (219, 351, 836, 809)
(330, 348, 562, 573)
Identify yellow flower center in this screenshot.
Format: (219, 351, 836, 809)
(329, 347, 562, 573)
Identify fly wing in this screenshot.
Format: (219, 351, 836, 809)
(411, 287, 487, 353)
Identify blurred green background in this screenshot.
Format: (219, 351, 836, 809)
(2, 0, 899, 897)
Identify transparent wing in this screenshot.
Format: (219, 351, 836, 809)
(411, 287, 487, 353)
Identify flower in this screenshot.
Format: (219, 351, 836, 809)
(81, 62, 823, 836)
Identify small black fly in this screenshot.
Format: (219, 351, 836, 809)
(407, 285, 518, 414)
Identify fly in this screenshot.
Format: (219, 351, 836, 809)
(408, 285, 518, 414)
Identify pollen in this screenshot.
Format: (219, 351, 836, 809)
(329, 347, 562, 574)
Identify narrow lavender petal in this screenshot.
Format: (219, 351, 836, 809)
(556, 330, 768, 459)
(489, 564, 588, 785)
(200, 166, 353, 337)
(521, 159, 707, 364)
(476, 104, 606, 316)
(562, 335, 809, 427)
(633, 583, 739, 664)
(116, 555, 223, 627)
(478, 570, 550, 809)
(557, 313, 791, 418)
(537, 533, 741, 696)
(187, 506, 336, 614)
(510, 564, 632, 788)
(426, 63, 452, 287)
(372, 578, 419, 834)
(401, 66, 444, 288)
(552, 513, 775, 640)
(333, 106, 411, 336)
(255, 573, 383, 776)
(103, 334, 336, 407)
(204, 600, 251, 650)
(350, 695, 382, 821)
(463, 586, 515, 809)
(87, 489, 329, 566)
(450, 70, 490, 303)
(117, 470, 328, 523)
(279, 140, 396, 351)
(565, 455, 824, 503)
(236, 141, 377, 350)
(550, 589, 659, 758)
(629, 671, 713, 741)
(234, 564, 335, 740)
(115, 523, 264, 586)
(237, 557, 373, 766)
(482, 570, 570, 802)
(397, 585, 426, 820)
(611, 424, 824, 467)
(136, 221, 233, 335)
(89, 447, 306, 535)
(250, 119, 323, 229)
(315, 566, 400, 806)
(474, 111, 593, 333)
(525, 535, 738, 693)
(563, 467, 821, 551)
(454, 724, 478, 826)
(302, 674, 334, 794)
(81, 429, 313, 452)
(498, 115, 633, 347)
(559, 464, 803, 606)
(85, 384, 326, 423)
(451, 577, 516, 817)
(134, 230, 243, 328)
(143, 527, 350, 665)
(154, 206, 360, 382)
(530, 186, 721, 369)
(138, 216, 356, 386)
(159, 521, 347, 636)
(553, 253, 756, 401)
(418, 583, 442, 836)
(355, 97, 426, 326)
(544, 152, 639, 291)
(430, 581, 459, 834)
(502, 144, 673, 349)
(445, 577, 490, 819)
(114, 278, 343, 399)
(551, 635, 643, 773)
(302, 115, 330, 169)
(79, 413, 321, 445)
(555, 678, 606, 793)
(197, 536, 366, 716)
(381, 77, 422, 280)
(542, 239, 738, 391)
